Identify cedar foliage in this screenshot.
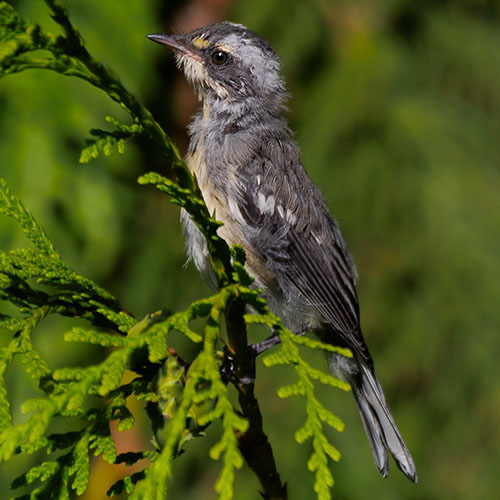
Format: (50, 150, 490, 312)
(0, 2, 352, 499)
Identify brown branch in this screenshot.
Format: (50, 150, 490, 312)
(225, 296, 287, 500)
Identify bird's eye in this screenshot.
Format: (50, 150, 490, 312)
(211, 50, 228, 65)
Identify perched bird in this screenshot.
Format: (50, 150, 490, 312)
(147, 22, 417, 482)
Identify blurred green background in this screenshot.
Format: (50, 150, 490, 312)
(1, 0, 500, 499)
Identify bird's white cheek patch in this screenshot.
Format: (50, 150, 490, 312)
(177, 54, 206, 87)
(177, 54, 229, 99)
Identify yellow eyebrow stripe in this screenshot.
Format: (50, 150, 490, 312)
(191, 38, 236, 56)
(192, 37, 210, 49)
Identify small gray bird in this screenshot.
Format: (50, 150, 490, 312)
(147, 22, 417, 482)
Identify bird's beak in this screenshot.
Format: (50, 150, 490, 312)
(146, 33, 202, 62)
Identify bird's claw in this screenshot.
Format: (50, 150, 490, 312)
(248, 334, 282, 356)
(221, 345, 255, 384)
(220, 335, 282, 385)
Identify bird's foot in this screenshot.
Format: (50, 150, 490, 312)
(248, 334, 282, 356)
(221, 335, 282, 385)
(221, 345, 255, 384)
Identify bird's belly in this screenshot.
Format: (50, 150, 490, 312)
(181, 207, 316, 335)
(184, 143, 291, 303)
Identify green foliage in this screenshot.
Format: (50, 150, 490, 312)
(0, 177, 128, 332)
(254, 317, 349, 499)
(0, 3, 350, 499)
(232, 1, 500, 499)
(79, 116, 144, 164)
(0, 179, 55, 257)
(1, 0, 498, 499)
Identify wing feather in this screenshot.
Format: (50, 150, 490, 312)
(234, 138, 373, 365)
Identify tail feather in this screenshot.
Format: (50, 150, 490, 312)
(352, 364, 418, 482)
(353, 389, 389, 477)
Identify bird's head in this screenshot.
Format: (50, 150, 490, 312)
(147, 23, 287, 109)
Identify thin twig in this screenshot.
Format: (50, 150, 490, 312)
(225, 296, 287, 500)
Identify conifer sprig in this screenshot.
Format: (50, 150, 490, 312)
(0, 2, 351, 499)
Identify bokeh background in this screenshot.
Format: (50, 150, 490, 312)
(1, 0, 500, 499)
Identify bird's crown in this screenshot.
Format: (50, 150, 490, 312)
(148, 22, 286, 104)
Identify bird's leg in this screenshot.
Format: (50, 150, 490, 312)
(221, 334, 283, 385)
(248, 334, 282, 356)
(221, 345, 256, 385)
(248, 324, 311, 358)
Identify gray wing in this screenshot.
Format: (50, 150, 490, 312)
(235, 138, 373, 366)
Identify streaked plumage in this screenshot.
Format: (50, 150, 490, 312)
(148, 22, 417, 482)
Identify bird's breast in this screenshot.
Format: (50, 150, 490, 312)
(184, 137, 276, 291)
(185, 137, 240, 243)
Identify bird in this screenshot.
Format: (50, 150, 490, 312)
(147, 22, 417, 482)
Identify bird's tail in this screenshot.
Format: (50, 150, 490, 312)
(351, 362, 418, 482)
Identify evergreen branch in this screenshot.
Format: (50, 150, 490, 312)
(241, 305, 350, 500)
(39, 0, 193, 189)
(0, 3, 354, 498)
(0, 337, 18, 434)
(43, 0, 85, 51)
(0, 259, 126, 330)
(0, 178, 133, 337)
(130, 290, 249, 500)
(0, 178, 56, 256)
(3, 247, 116, 304)
(225, 293, 288, 499)
(138, 172, 235, 288)
(0, 1, 189, 187)
(0, 291, 246, 495)
(0, 306, 54, 436)
(0, 2, 237, 286)
(201, 291, 248, 500)
(10, 419, 117, 498)
(108, 470, 147, 497)
(79, 116, 144, 164)
(128, 362, 196, 499)
(2, 310, 188, 495)
(263, 324, 350, 500)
